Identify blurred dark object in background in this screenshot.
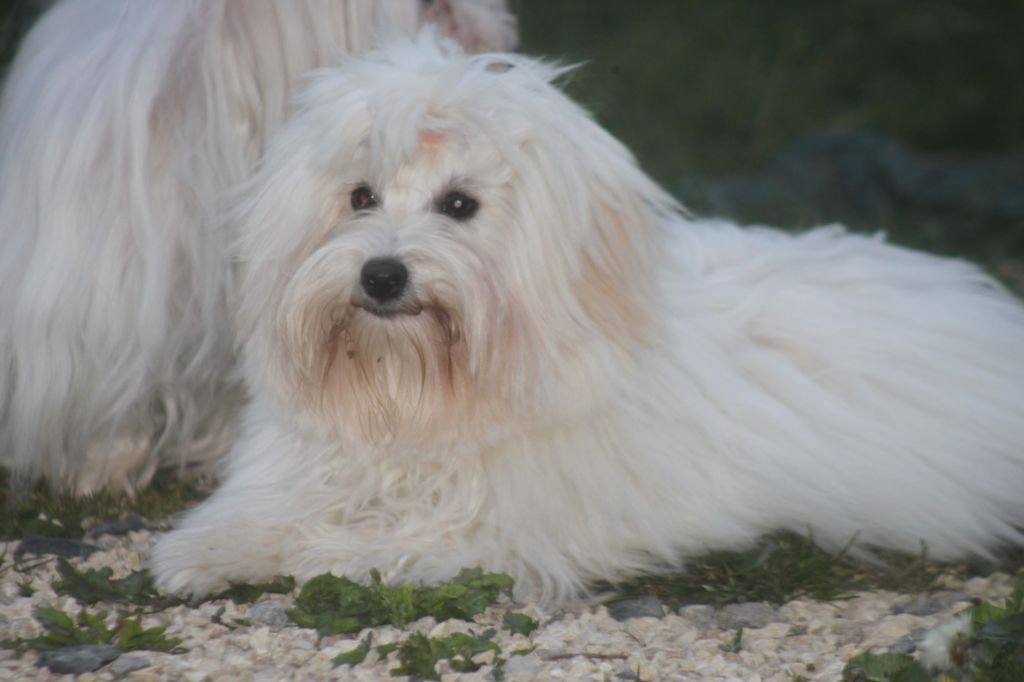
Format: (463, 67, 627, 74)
(677, 132, 1024, 263)
(0, 0, 46, 69)
(685, 132, 1024, 227)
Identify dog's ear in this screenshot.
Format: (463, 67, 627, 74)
(510, 107, 675, 351)
(576, 201, 659, 349)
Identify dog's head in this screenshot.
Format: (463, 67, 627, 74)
(236, 32, 679, 450)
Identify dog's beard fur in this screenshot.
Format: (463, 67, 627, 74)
(274, 235, 510, 448)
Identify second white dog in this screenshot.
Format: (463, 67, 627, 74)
(153, 34, 1024, 602)
(0, 0, 515, 495)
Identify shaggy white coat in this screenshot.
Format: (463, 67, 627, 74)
(152, 35, 1024, 602)
(0, 0, 516, 493)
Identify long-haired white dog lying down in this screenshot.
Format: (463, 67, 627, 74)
(152, 34, 1024, 602)
(0, 0, 515, 495)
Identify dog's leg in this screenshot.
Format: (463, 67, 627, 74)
(75, 432, 159, 498)
(150, 478, 293, 597)
(151, 406, 506, 597)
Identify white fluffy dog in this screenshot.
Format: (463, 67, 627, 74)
(0, 0, 515, 494)
(152, 34, 1024, 602)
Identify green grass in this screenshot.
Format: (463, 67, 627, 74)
(0, 469, 207, 542)
(605, 531, 956, 608)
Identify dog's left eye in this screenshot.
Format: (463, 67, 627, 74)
(436, 191, 479, 221)
(350, 185, 379, 212)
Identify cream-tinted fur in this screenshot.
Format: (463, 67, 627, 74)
(152, 35, 1024, 602)
(0, 1, 515, 493)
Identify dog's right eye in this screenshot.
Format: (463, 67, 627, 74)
(437, 190, 479, 221)
(350, 185, 378, 212)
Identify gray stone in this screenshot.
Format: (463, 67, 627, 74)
(15, 534, 100, 559)
(108, 654, 151, 677)
(893, 591, 970, 617)
(716, 602, 779, 630)
(678, 604, 716, 630)
(88, 513, 146, 537)
(890, 636, 917, 655)
(247, 599, 290, 629)
(38, 644, 120, 674)
(502, 654, 544, 677)
(605, 596, 665, 621)
(535, 648, 569, 661)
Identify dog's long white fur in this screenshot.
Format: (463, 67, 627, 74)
(0, 1, 516, 493)
(151, 34, 1024, 602)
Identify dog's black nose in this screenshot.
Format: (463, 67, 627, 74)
(360, 257, 409, 303)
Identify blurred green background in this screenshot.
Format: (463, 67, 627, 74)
(2, 1, 1022, 270)
(517, 1, 1023, 177)
(515, 1, 1024, 272)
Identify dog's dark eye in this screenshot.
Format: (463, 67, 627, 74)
(437, 191, 479, 221)
(350, 185, 378, 212)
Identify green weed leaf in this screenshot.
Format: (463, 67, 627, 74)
(115, 617, 183, 653)
(841, 652, 928, 682)
(502, 611, 539, 636)
(24, 606, 184, 653)
(289, 568, 513, 636)
(25, 606, 114, 650)
(54, 558, 173, 607)
(333, 634, 373, 667)
(389, 631, 502, 680)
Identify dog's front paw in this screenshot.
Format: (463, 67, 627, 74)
(149, 527, 278, 598)
(149, 530, 231, 598)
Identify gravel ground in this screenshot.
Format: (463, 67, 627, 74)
(0, 529, 1015, 681)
